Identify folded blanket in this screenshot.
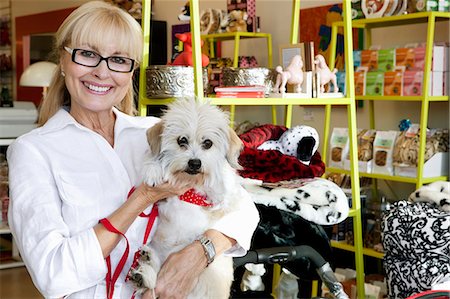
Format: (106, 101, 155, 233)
(242, 177, 349, 225)
(238, 124, 325, 183)
(382, 201, 450, 298)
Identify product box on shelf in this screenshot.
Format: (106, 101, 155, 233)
(412, 46, 426, 70)
(394, 152, 449, 177)
(377, 48, 395, 71)
(430, 71, 444, 96)
(438, 0, 450, 11)
(365, 71, 384, 96)
(353, 50, 361, 68)
(329, 128, 349, 169)
(372, 130, 399, 176)
(432, 43, 449, 71)
(395, 48, 415, 70)
(384, 71, 403, 96)
(354, 70, 366, 96)
(403, 70, 423, 96)
(361, 49, 378, 71)
(336, 71, 346, 95)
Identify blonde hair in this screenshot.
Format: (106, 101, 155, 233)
(38, 1, 143, 126)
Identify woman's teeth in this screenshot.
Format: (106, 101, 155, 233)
(85, 83, 111, 92)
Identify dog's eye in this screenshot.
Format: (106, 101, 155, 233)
(202, 139, 213, 149)
(177, 136, 188, 147)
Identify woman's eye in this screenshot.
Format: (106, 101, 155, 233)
(80, 50, 96, 58)
(110, 56, 126, 65)
(203, 139, 213, 149)
(177, 136, 188, 147)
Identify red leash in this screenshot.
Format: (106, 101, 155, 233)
(99, 186, 158, 299)
(98, 218, 130, 299)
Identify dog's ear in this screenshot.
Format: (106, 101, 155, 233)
(227, 127, 243, 170)
(146, 121, 163, 155)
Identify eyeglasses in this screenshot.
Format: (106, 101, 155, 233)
(64, 47, 135, 73)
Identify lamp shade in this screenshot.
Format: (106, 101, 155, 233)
(20, 61, 57, 87)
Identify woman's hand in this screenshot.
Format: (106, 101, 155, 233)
(153, 241, 207, 299)
(131, 182, 191, 207)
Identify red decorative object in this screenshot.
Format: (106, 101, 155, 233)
(171, 32, 210, 67)
(238, 124, 325, 183)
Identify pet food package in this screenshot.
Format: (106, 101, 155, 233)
(354, 70, 366, 96)
(393, 125, 447, 167)
(384, 71, 403, 96)
(403, 71, 423, 96)
(377, 48, 395, 72)
(372, 130, 399, 175)
(344, 129, 376, 173)
(365, 72, 384, 96)
(329, 128, 349, 169)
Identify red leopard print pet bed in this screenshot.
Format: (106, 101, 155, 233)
(238, 124, 326, 182)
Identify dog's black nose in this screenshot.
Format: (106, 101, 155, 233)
(187, 159, 202, 172)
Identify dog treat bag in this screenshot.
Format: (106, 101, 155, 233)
(329, 128, 349, 168)
(373, 130, 398, 175)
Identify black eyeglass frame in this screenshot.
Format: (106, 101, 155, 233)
(64, 46, 136, 73)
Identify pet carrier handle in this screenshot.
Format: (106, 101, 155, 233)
(233, 245, 325, 268)
(233, 245, 349, 299)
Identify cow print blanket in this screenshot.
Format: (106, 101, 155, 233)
(241, 177, 349, 225)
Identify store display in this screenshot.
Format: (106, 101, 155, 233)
(171, 32, 209, 67)
(257, 125, 319, 166)
(199, 8, 228, 34)
(221, 67, 277, 95)
(145, 66, 208, 98)
(314, 54, 339, 93)
(272, 55, 304, 94)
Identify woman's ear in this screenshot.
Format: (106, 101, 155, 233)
(146, 121, 163, 155)
(226, 127, 243, 170)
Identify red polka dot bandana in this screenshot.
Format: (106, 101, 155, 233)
(179, 189, 212, 207)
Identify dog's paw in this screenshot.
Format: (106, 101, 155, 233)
(128, 267, 146, 290)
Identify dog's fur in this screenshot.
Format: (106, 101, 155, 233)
(273, 55, 304, 94)
(314, 54, 338, 93)
(128, 99, 246, 298)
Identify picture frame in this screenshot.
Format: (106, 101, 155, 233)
(278, 44, 302, 69)
(278, 42, 315, 71)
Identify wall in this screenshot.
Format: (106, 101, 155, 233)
(11, 0, 450, 200)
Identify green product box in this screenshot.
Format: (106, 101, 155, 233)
(365, 72, 384, 96)
(377, 49, 395, 72)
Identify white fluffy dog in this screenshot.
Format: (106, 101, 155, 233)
(128, 98, 247, 298)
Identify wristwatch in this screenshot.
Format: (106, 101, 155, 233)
(196, 234, 216, 266)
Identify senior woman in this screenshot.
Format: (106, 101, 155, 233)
(7, 2, 259, 298)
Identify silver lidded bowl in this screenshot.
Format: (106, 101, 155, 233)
(146, 65, 208, 98)
(221, 67, 277, 95)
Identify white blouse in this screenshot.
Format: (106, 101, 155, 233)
(7, 108, 259, 299)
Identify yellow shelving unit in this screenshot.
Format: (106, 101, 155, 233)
(328, 11, 449, 189)
(326, 9, 450, 275)
(139, 0, 365, 296)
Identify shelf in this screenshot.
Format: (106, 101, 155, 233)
(201, 32, 272, 41)
(0, 259, 25, 270)
(141, 97, 355, 106)
(334, 11, 450, 29)
(327, 167, 449, 184)
(0, 224, 11, 234)
(356, 95, 449, 102)
(331, 241, 384, 259)
(0, 139, 14, 146)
